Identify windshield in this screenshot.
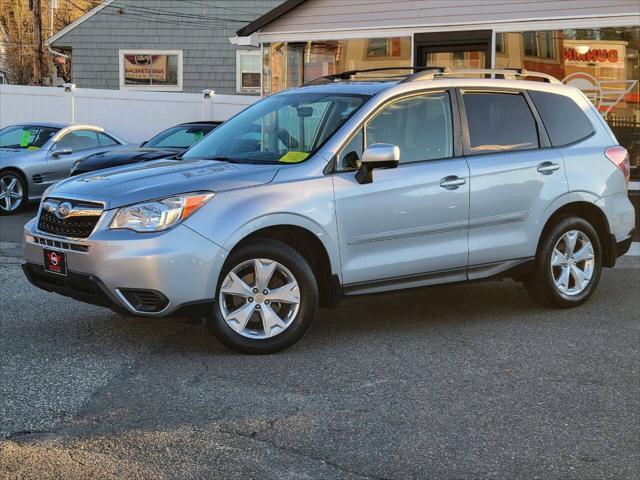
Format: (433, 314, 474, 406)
(0, 125, 59, 150)
(145, 125, 216, 149)
(183, 92, 369, 164)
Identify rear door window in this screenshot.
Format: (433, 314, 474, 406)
(529, 90, 594, 146)
(462, 91, 539, 154)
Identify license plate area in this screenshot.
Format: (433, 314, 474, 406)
(43, 249, 67, 276)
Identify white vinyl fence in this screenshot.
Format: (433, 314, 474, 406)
(0, 85, 258, 144)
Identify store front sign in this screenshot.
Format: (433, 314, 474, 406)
(564, 48, 618, 63)
(124, 55, 168, 82)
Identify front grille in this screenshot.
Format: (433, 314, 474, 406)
(37, 198, 103, 239)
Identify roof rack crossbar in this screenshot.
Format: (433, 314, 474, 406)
(304, 66, 446, 86)
(404, 68, 562, 84)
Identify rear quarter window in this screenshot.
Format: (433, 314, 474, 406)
(529, 90, 594, 147)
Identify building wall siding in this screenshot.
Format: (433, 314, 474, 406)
(261, 0, 640, 34)
(51, 0, 281, 94)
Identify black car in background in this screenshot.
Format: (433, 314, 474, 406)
(70, 121, 221, 176)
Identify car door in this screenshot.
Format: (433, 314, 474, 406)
(332, 90, 470, 292)
(457, 88, 568, 272)
(46, 129, 109, 186)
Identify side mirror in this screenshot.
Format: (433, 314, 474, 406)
(52, 148, 73, 157)
(355, 143, 400, 184)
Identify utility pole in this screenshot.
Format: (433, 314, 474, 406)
(31, 0, 45, 85)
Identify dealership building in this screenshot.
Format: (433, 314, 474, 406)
(233, 0, 640, 183)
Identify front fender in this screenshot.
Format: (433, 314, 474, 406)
(183, 176, 342, 280)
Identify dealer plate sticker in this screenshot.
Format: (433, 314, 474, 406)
(43, 249, 67, 276)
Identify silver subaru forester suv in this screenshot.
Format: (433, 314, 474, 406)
(22, 68, 636, 354)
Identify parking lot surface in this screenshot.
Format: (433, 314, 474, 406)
(1, 246, 638, 479)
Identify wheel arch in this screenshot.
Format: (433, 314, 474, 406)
(223, 218, 342, 308)
(538, 200, 614, 266)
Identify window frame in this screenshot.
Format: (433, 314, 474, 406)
(236, 49, 262, 94)
(456, 87, 551, 157)
(119, 49, 183, 92)
(332, 88, 463, 173)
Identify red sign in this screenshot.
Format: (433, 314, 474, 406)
(564, 48, 619, 63)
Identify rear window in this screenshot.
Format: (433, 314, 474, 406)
(529, 90, 594, 147)
(462, 91, 539, 154)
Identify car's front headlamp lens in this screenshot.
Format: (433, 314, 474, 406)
(110, 192, 214, 232)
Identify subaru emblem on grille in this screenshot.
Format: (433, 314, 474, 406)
(56, 202, 73, 219)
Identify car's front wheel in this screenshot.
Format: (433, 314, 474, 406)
(525, 216, 602, 308)
(207, 239, 318, 354)
(0, 171, 27, 215)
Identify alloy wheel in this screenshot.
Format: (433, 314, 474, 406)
(550, 230, 595, 296)
(219, 258, 301, 339)
(0, 174, 24, 212)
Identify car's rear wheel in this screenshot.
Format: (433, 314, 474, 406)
(207, 239, 318, 354)
(0, 172, 27, 215)
(525, 216, 602, 308)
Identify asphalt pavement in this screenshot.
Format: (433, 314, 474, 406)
(1, 245, 639, 479)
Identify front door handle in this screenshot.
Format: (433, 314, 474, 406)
(537, 162, 560, 174)
(440, 176, 467, 189)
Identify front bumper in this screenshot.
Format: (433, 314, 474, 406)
(23, 219, 227, 316)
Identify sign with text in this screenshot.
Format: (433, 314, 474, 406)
(124, 54, 168, 82)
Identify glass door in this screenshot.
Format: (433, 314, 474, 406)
(414, 31, 492, 70)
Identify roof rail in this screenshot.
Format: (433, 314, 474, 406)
(304, 66, 446, 86)
(402, 67, 562, 84)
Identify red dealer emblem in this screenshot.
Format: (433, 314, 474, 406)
(48, 252, 59, 266)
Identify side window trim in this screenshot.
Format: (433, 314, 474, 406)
(456, 87, 550, 157)
(332, 88, 462, 173)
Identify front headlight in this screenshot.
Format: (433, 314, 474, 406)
(110, 192, 214, 232)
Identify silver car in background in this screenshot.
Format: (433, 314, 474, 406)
(22, 68, 636, 354)
(0, 123, 127, 214)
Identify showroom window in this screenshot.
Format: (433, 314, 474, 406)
(263, 37, 412, 94)
(237, 50, 262, 94)
(495, 27, 640, 179)
(119, 50, 182, 91)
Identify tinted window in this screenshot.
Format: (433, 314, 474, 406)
(97, 132, 119, 146)
(463, 92, 539, 153)
(529, 91, 594, 146)
(366, 91, 453, 164)
(56, 130, 100, 151)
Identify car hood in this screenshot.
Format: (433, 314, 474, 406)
(76, 148, 181, 170)
(49, 158, 281, 209)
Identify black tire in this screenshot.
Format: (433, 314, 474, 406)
(207, 239, 318, 354)
(0, 171, 27, 216)
(525, 216, 602, 308)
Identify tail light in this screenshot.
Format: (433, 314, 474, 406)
(605, 146, 630, 184)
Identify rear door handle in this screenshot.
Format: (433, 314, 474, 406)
(537, 162, 560, 174)
(440, 176, 466, 189)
